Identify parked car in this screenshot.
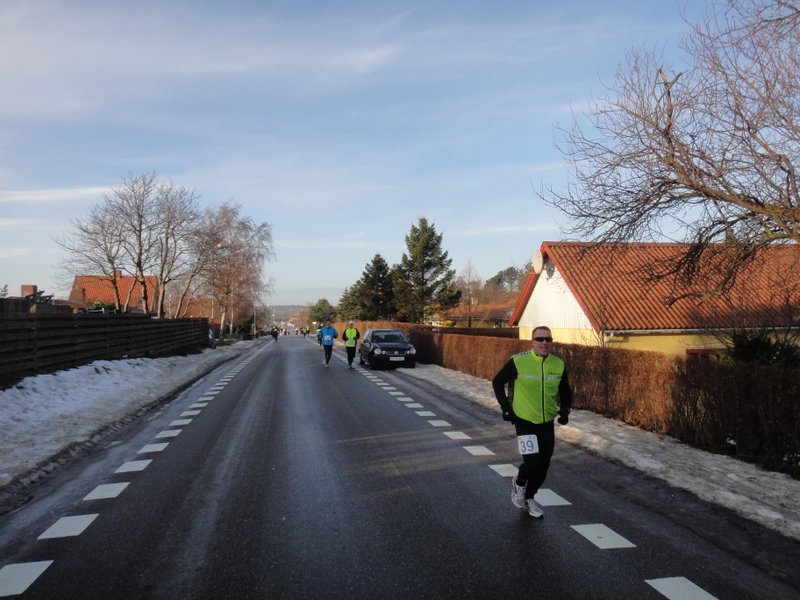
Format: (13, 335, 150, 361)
(358, 328, 416, 369)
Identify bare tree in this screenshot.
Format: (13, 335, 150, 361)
(542, 0, 800, 295)
(151, 182, 200, 318)
(206, 201, 275, 335)
(104, 172, 160, 312)
(456, 261, 483, 327)
(55, 203, 126, 310)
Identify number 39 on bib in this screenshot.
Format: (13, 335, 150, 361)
(517, 434, 539, 455)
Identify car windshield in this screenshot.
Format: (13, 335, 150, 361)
(382, 332, 406, 343)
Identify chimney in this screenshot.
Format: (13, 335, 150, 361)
(21, 285, 38, 297)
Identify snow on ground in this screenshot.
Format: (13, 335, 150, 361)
(1, 340, 798, 542)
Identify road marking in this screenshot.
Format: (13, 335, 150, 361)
(428, 420, 451, 427)
(404, 403, 424, 408)
(169, 419, 192, 427)
(388, 391, 405, 396)
(646, 577, 718, 600)
(38, 514, 99, 539)
(464, 446, 495, 456)
(114, 460, 152, 473)
(138, 443, 168, 453)
(535, 489, 572, 506)
(571, 524, 636, 549)
(0, 561, 53, 596)
(489, 464, 518, 477)
(445, 431, 471, 440)
(416, 411, 436, 417)
(156, 430, 182, 439)
(382, 386, 397, 390)
(396, 397, 413, 402)
(198, 396, 215, 401)
(181, 410, 201, 417)
(83, 482, 129, 500)
(190, 403, 208, 409)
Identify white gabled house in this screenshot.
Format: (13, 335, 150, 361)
(509, 242, 800, 357)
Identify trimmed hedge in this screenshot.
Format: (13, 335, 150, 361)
(345, 321, 800, 478)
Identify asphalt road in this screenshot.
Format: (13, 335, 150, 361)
(0, 336, 798, 599)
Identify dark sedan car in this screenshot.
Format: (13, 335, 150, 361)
(358, 328, 416, 369)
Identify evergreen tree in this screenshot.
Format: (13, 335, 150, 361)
(359, 254, 395, 320)
(338, 254, 396, 321)
(393, 217, 461, 323)
(309, 298, 337, 324)
(337, 284, 364, 321)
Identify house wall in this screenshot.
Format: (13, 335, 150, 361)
(604, 331, 725, 356)
(516, 258, 595, 341)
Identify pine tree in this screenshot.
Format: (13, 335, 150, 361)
(393, 218, 461, 323)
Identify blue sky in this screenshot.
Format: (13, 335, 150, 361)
(0, 0, 696, 305)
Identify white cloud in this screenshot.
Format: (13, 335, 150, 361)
(0, 247, 30, 260)
(0, 187, 109, 204)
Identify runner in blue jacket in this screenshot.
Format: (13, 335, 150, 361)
(320, 319, 338, 367)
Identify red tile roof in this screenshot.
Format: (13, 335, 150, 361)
(444, 297, 516, 322)
(511, 242, 800, 332)
(69, 275, 157, 311)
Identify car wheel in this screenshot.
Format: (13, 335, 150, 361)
(407, 360, 416, 369)
(368, 352, 377, 370)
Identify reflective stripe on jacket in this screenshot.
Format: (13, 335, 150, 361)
(511, 351, 565, 424)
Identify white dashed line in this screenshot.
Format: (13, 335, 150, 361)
(646, 577, 718, 600)
(169, 419, 192, 427)
(155, 430, 181, 439)
(138, 443, 169, 454)
(428, 420, 451, 427)
(444, 431, 471, 440)
(489, 464, 518, 477)
(83, 482, 129, 501)
(571, 524, 636, 549)
(388, 391, 405, 396)
(415, 411, 436, 417)
(114, 460, 152, 474)
(535, 489, 572, 506)
(181, 410, 201, 417)
(0, 561, 53, 596)
(404, 403, 424, 408)
(190, 403, 208, 409)
(38, 514, 99, 539)
(463, 446, 495, 456)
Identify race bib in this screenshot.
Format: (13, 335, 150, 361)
(517, 434, 539, 455)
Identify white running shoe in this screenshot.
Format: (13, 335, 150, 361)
(511, 476, 526, 509)
(525, 497, 543, 518)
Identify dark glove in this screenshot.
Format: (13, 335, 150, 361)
(557, 411, 569, 425)
(502, 408, 517, 424)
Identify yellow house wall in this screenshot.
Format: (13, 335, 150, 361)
(516, 326, 724, 357)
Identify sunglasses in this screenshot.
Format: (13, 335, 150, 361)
(533, 336, 553, 343)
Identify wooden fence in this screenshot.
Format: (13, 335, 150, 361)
(0, 313, 209, 386)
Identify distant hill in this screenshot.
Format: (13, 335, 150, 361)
(268, 305, 305, 323)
